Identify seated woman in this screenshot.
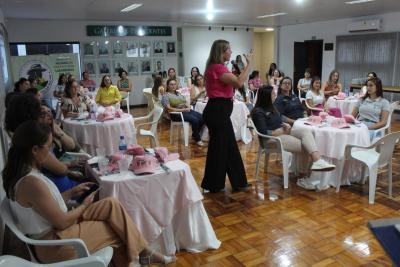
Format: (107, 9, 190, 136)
(61, 80, 91, 118)
(360, 71, 377, 97)
(274, 77, 304, 125)
(352, 77, 389, 140)
(234, 86, 253, 112)
(297, 68, 312, 98)
(3, 120, 175, 266)
(190, 74, 206, 105)
(248, 70, 262, 100)
(270, 69, 282, 101)
(116, 69, 133, 99)
(161, 78, 205, 146)
(322, 70, 342, 98)
(189, 66, 201, 86)
(306, 76, 325, 115)
(5, 77, 30, 108)
(251, 86, 335, 189)
(96, 75, 122, 107)
(151, 75, 165, 103)
(6, 94, 86, 192)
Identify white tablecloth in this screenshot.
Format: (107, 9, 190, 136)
(94, 160, 221, 255)
(194, 100, 252, 144)
(62, 114, 136, 156)
(326, 96, 358, 116)
(293, 118, 370, 186)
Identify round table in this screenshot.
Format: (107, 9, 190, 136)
(62, 114, 136, 156)
(326, 96, 359, 116)
(194, 100, 252, 144)
(293, 117, 370, 187)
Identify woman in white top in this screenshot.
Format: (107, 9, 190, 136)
(306, 76, 325, 115)
(2, 120, 175, 266)
(190, 74, 206, 105)
(297, 68, 312, 98)
(270, 69, 282, 102)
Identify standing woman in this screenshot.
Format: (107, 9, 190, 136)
(322, 70, 342, 98)
(117, 69, 133, 99)
(297, 68, 312, 98)
(267, 62, 277, 81)
(201, 39, 253, 193)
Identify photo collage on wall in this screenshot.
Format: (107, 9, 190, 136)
(81, 40, 176, 78)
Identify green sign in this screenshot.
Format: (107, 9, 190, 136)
(86, 25, 172, 37)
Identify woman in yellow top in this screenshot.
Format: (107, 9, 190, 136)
(95, 75, 122, 107)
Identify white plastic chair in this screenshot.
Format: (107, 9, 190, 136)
(380, 101, 399, 134)
(142, 88, 154, 113)
(120, 92, 130, 114)
(169, 112, 190, 147)
(298, 90, 306, 104)
(305, 99, 323, 114)
(135, 105, 163, 147)
(0, 254, 109, 267)
(253, 125, 296, 189)
(340, 131, 400, 204)
(0, 199, 113, 266)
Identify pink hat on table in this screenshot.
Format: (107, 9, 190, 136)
(115, 109, 124, 118)
(111, 152, 123, 162)
(154, 147, 180, 163)
(328, 107, 342, 118)
(126, 144, 145, 156)
(304, 116, 322, 126)
(336, 92, 346, 100)
(129, 155, 158, 175)
(96, 111, 114, 122)
(331, 118, 350, 129)
(343, 114, 359, 124)
(319, 112, 329, 120)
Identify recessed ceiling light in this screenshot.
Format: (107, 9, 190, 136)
(345, 0, 375, 4)
(257, 12, 287, 19)
(206, 13, 214, 21)
(121, 3, 142, 12)
(265, 27, 274, 31)
(295, 0, 304, 3)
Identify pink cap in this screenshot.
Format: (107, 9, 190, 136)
(154, 147, 180, 163)
(115, 109, 124, 118)
(304, 116, 322, 126)
(336, 92, 346, 100)
(111, 152, 123, 162)
(129, 155, 158, 175)
(343, 114, 359, 124)
(328, 107, 342, 118)
(319, 112, 329, 120)
(331, 118, 349, 129)
(126, 144, 145, 156)
(96, 111, 114, 122)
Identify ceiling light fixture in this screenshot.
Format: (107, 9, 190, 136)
(257, 12, 287, 19)
(265, 27, 274, 31)
(206, 13, 214, 21)
(345, 0, 375, 4)
(206, 0, 214, 21)
(120, 3, 143, 12)
(295, 0, 304, 3)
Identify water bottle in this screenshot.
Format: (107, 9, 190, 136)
(119, 135, 127, 153)
(90, 103, 97, 120)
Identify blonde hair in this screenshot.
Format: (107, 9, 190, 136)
(205, 40, 230, 71)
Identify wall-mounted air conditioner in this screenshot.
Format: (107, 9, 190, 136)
(348, 19, 381, 32)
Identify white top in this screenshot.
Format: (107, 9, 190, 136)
(298, 78, 311, 91)
(9, 169, 67, 236)
(234, 89, 250, 102)
(306, 90, 324, 106)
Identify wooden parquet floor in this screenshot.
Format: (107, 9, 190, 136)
(133, 107, 400, 267)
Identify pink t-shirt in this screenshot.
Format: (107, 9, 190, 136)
(205, 64, 233, 99)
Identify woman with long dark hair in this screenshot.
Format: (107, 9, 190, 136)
(151, 74, 165, 102)
(322, 70, 342, 98)
(201, 39, 253, 193)
(61, 80, 91, 118)
(2, 120, 175, 266)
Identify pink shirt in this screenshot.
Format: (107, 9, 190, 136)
(79, 79, 96, 89)
(205, 64, 233, 99)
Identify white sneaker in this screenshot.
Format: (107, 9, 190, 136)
(311, 159, 335, 172)
(196, 141, 206, 147)
(296, 178, 317, 190)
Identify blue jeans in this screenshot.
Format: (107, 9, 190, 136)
(170, 110, 204, 142)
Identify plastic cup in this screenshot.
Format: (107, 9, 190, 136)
(98, 157, 109, 175)
(96, 147, 106, 157)
(117, 158, 129, 173)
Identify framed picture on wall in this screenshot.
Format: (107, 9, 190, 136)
(153, 59, 164, 73)
(97, 41, 109, 56)
(83, 60, 96, 75)
(127, 60, 139, 75)
(140, 41, 151, 57)
(153, 40, 164, 56)
(112, 41, 124, 56)
(83, 42, 95, 56)
(113, 59, 125, 76)
(126, 41, 139, 57)
(98, 60, 111, 74)
(141, 59, 152, 74)
(166, 41, 176, 55)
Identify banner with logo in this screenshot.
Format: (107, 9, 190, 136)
(11, 53, 80, 96)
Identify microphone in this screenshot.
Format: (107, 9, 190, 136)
(231, 60, 235, 65)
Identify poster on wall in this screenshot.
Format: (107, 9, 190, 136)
(127, 60, 139, 75)
(83, 42, 95, 56)
(140, 41, 151, 57)
(126, 41, 139, 57)
(153, 41, 164, 56)
(97, 41, 109, 56)
(113, 60, 125, 76)
(82, 60, 96, 75)
(11, 53, 80, 98)
(113, 41, 124, 56)
(141, 59, 151, 74)
(153, 59, 164, 73)
(166, 41, 176, 55)
(98, 60, 111, 74)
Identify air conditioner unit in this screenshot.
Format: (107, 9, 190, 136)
(348, 19, 381, 32)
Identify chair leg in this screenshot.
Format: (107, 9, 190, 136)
(127, 100, 130, 115)
(368, 164, 379, 204)
(281, 152, 290, 189)
(254, 149, 263, 181)
(183, 123, 189, 147)
(264, 153, 270, 174)
(169, 124, 174, 144)
(388, 160, 393, 198)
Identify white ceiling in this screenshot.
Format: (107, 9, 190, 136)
(1, 0, 400, 27)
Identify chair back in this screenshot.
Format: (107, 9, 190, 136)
(386, 101, 399, 130)
(373, 131, 400, 166)
(305, 99, 323, 113)
(143, 88, 154, 112)
(54, 101, 63, 123)
(0, 123, 11, 159)
(251, 121, 279, 150)
(149, 105, 163, 134)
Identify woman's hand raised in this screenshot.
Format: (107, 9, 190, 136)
(243, 49, 254, 66)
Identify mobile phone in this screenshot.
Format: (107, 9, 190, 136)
(77, 184, 99, 203)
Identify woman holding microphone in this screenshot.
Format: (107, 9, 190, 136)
(201, 39, 253, 193)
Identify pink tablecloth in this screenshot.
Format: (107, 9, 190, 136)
(326, 96, 359, 116)
(293, 118, 370, 186)
(93, 160, 220, 254)
(62, 114, 136, 156)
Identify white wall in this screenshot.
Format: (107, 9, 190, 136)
(7, 19, 180, 105)
(182, 26, 253, 76)
(278, 11, 400, 83)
